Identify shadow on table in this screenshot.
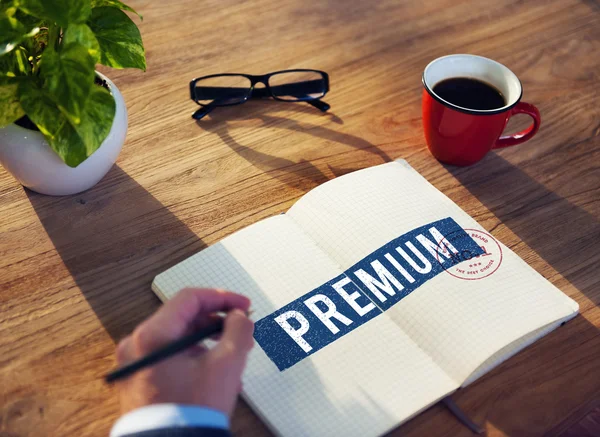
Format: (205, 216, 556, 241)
(26, 165, 207, 342)
(445, 152, 600, 304)
(196, 100, 392, 191)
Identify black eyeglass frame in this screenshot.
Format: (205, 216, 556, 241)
(189, 69, 330, 119)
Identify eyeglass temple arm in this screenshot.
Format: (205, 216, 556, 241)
(192, 105, 215, 120)
(307, 99, 330, 112)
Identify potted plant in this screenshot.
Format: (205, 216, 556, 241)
(0, 0, 145, 195)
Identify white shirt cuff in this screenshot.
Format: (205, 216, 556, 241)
(110, 404, 229, 437)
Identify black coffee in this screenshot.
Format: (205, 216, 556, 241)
(433, 77, 505, 110)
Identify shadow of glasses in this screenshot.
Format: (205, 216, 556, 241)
(194, 100, 392, 192)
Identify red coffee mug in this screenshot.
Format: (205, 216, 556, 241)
(422, 54, 541, 166)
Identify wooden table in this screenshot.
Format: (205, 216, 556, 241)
(2, 0, 599, 435)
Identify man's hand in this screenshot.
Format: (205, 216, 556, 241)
(115, 288, 254, 416)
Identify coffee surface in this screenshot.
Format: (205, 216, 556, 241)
(433, 77, 506, 110)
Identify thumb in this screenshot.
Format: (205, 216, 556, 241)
(214, 310, 254, 359)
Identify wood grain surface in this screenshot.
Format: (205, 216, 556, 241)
(1, 0, 599, 436)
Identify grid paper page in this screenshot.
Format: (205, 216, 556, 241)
(462, 319, 565, 386)
(153, 215, 457, 437)
(287, 160, 578, 384)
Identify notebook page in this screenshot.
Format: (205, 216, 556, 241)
(287, 160, 578, 384)
(462, 318, 566, 386)
(153, 215, 457, 437)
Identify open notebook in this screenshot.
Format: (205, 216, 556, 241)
(152, 160, 578, 437)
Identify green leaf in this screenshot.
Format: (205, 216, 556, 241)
(18, 0, 91, 26)
(0, 1, 18, 16)
(0, 13, 39, 56)
(19, 81, 116, 167)
(88, 7, 145, 71)
(63, 23, 100, 63)
(91, 0, 142, 20)
(18, 81, 74, 159)
(0, 46, 31, 76)
(73, 84, 115, 156)
(15, 8, 45, 28)
(0, 78, 24, 126)
(41, 43, 95, 124)
(17, 82, 61, 140)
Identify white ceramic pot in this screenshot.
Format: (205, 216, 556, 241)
(0, 72, 127, 196)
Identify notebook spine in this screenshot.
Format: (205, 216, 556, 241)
(441, 396, 484, 435)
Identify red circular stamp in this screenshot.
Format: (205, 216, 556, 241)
(435, 228, 503, 280)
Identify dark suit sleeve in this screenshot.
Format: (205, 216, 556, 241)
(119, 427, 231, 437)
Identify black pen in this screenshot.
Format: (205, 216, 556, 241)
(105, 318, 225, 383)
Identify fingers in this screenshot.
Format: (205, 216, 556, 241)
(187, 313, 226, 341)
(186, 343, 209, 358)
(116, 335, 134, 365)
(160, 288, 250, 332)
(190, 313, 226, 333)
(214, 309, 254, 359)
(133, 288, 250, 353)
(210, 310, 254, 415)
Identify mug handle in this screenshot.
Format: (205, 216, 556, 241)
(493, 102, 541, 149)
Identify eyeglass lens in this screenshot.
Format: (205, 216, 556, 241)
(193, 71, 326, 106)
(268, 71, 326, 101)
(194, 75, 252, 106)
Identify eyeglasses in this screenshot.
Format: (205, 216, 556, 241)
(189, 69, 330, 120)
